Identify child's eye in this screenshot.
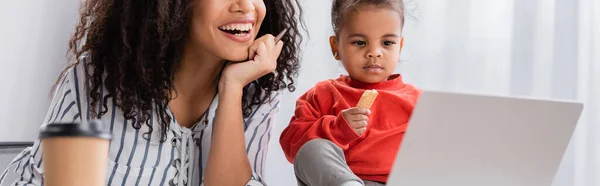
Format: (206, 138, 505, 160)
(383, 41, 396, 46)
(352, 41, 366, 46)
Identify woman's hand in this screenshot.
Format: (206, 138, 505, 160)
(205, 34, 284, 186)
(219, 34, 284, 91)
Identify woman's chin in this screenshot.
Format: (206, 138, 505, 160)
(222, 53, 250, 62)
(223, 57, 247, 62)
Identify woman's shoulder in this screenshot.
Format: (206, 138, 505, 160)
(53, 56, 90, 93)
(48, 55, 99, 122)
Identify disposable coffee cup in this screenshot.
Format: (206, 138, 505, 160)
(40, 120, 111, 186)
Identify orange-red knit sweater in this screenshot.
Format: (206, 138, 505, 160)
(280, 74, 421, 183)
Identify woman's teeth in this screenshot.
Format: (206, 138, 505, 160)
(218, 23, 252, 34)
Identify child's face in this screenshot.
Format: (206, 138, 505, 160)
(330, 6, 404, 83)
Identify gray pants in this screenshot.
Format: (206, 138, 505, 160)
(294, 139, 385, 186)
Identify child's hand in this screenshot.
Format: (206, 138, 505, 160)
(342, 107, 371, 135)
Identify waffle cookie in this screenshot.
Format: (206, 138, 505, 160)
(356, 89, 378, 109)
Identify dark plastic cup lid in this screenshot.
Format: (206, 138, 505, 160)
(39, 120, 112, 140)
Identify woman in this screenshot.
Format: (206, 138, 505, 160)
(1, 0, 303, 185)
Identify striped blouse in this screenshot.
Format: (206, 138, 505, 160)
(0, 62, 281, 186)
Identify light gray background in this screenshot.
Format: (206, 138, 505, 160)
(1, 0, 598, 186)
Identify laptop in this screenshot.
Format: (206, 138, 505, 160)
(386, 91, 584, 186)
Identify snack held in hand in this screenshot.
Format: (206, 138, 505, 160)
(356, 89, 378, 109)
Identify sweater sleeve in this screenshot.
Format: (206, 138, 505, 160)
(279, 87, 361, 163)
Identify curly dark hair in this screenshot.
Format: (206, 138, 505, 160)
(56, 0, 304, 141)
(331, 0, 405, 35)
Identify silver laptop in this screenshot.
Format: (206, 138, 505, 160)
(386, 91, 583, 186)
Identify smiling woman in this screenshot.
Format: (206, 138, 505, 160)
(0, 0, 304, 185)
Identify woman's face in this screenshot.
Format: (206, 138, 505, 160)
(189, 0, 266, 62)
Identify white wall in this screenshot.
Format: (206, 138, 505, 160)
(0, 1, 80, 141)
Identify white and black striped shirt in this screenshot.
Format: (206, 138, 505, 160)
(0, 62, 281, 186)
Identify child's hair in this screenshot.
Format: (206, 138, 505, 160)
(331, 0, 405, 35)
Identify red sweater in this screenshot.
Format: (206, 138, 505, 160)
(280, 74, 421, 183)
